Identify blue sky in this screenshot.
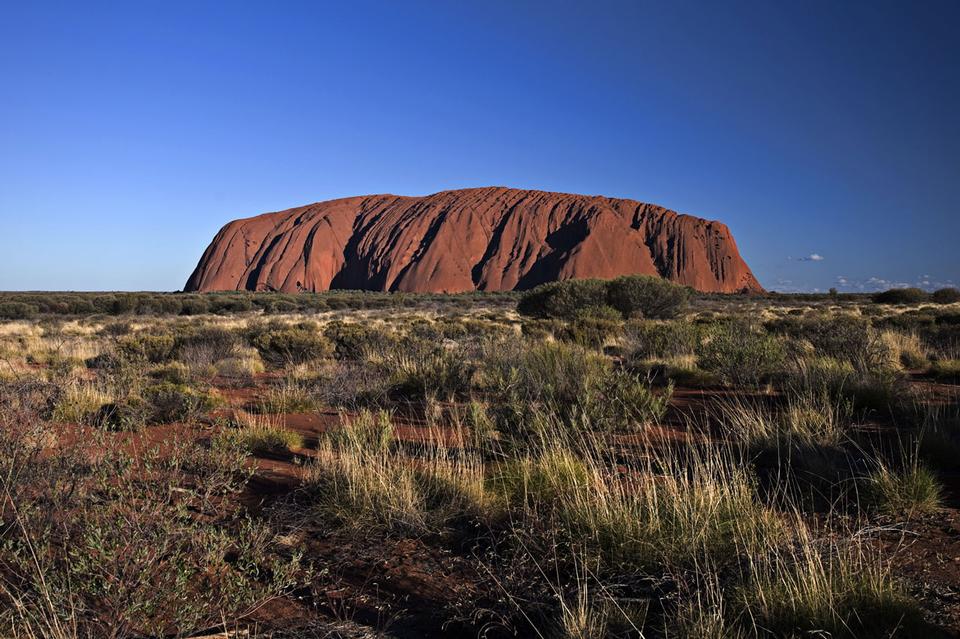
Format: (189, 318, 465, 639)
(1, 0, 957, 292)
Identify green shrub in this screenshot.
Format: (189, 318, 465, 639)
(517, 279, 609, 319)
(929, 359, 960, 382)
(873, 288, 928, 304)
(251, 326, 332, 365)
(150, 361, 192, 384)
(323, 321, 396, 360)
(175, 326, 241, 359)
(517, 275, 689, 321)
(553, 316, 623, 348)
(410, 318, 474, 341)
(178, 297, 211, 315)
(482, 341, 670, 436)
(209, 295, 253, 313)
(698, 322, 786, 386)
(875, 309, 937, 331)
(771, 315, 894, 376)
(863, 457, 943, 516)
(0, 302, 37, 319)
(218, 416, 304, 454)
(0, 426, 297, 636)
(932, 287, 960, 304)
(143, 382, 221, 424)
(937, 311, 960, 325)
(117, 333, 176, 363)
(574, 304, 622, 321)
(624, 319, 700, 360)
(369, 337, 475, 400)
(520, 319, 561, 341)
(94, 397, 150, 431)
(605, 274, 689, 319)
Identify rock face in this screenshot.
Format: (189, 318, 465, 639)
(185, 187, 763, 294)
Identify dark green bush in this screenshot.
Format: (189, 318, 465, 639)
(875, 310, 937, 331)
(143, 382, 221, 424)
(873, 288, 928, 304)
(517, 275, 689, 321)
(178, 297, 211, 315)
(250, 326, 332, 365)
(573, 304, 623, 321)
(324, 321, 396, 360)
(94, 397, 150, 431)
(937, 312, 960, 326)
(553, 317, 623, 348)
(519, 319, 559, 341)
(517, 278, 609, 319)
(175, 326, 241, 359)
(209, 295, 254, 314)
(0, 290, 520, 318)
(625, 320, 700, 360)
(698, 321, 786, 386)
(605, 275, 690, 319)
(409, 318, 471, 341)
(768, 315, 893, 375)
(0, 302, 38, 319)
(370, 337, 474, 400)
(932, 288, 960, 305)
(482, 341, 670, 435)
(117, 333, 176, 364)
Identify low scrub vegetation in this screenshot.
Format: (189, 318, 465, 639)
(518, 274, 689, 320)
(0, 283, 955, 637)
(218, 413, 304, 453)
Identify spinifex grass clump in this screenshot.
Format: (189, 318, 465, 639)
(51, 379, 114, 424)
(720, 389, 853, 451)
(218, 412, 304, 454)
(492, 427, 782, 574)
(733, 522, 924, 638)
(143, 380, 222, 424)
(256, 376, 321, 413)
(481, 340, 670, 438)
(214, 346, 265, 379)
(302, 410, 493, 533)
(862, 443, 944, 517)
(364, 335, 476, 400)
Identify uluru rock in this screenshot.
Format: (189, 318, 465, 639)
(185, 187, 763, 294)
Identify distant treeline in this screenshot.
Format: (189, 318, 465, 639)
(0, 285, 955, 319)
(0, 290, 519, 319)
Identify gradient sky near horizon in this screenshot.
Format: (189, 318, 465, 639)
(1, 0, 958, 292)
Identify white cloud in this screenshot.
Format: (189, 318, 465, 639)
(831, 274, 955, 293)
(793, 253, 824, 262)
